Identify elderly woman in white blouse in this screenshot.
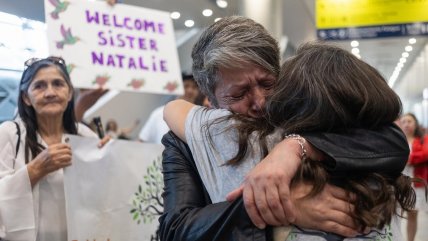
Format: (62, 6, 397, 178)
(0, 57, 98, 241)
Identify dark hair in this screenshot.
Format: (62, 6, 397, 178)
(18, 57, 77, 163)
(232, 42, 414, 229)
(105, 119, 118, 132)
(267, 42, 402, 132)
(402, 113, 424, 139)
(182, 73, 195, 83)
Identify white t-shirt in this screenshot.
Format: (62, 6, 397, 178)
(139, 106, 170, 144)
(184, 106, 403, 241)
(0, 119, 97, 241)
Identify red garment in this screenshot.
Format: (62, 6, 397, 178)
(408, 135, 428, 187)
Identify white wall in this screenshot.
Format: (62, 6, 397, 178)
(396, 42, 428, 126)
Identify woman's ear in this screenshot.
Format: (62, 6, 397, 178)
(22, 93, 32, 106)
(68, 88, 74, 102)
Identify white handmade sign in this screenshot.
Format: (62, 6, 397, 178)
(64, 135, 164, 241)
(44, 0, 183, 95)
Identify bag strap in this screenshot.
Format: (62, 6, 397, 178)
(12, 121, 21, 169)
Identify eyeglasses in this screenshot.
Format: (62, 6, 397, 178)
(24, 56, 66, 69)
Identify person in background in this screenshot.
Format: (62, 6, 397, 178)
(194, 92, 211, 108)
(138, 73, 199, 143)
(159, 16, 409, 241)
(105, 118, 139, 140)
(399, 113, 428, 241)
(0, 57, 99, 241)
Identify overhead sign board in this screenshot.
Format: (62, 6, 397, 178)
(316, 0, 428, 40)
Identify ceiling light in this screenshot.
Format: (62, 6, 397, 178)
(409, 38, 417, 44)
(399, 58, 406, 63)
(184, 20, 194, 27)
(350, 40, 359, 47)
(405, 45, 413, 52)
(397, 62, 404, 68)
(402, 52, 409, 58)
(388, 75, 398, 87)
(216, 0, 228, 8)
(423, 88, 428, 99)
(214, 18, 222, 22)
(202, 9, 213, 17)
(170, 11, 180, 19)
(351, 48, 360, 55)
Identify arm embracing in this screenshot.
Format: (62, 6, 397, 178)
(159, 131, 266, 241)
(303, 124, 409, 176)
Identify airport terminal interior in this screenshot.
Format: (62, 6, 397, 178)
(0, 0, 428, 241)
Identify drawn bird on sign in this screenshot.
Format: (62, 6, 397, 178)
(48, 0, 70, 20)
(56, 25, 80, 49)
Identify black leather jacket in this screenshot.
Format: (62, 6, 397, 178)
(159, 125, 409, 241)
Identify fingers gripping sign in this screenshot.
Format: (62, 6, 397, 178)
(40, 143, 73, 171)
(27, 143, 72, 187)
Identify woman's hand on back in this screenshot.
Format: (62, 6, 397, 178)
(226, 137, 327, 229)
(291, 182, 361, 237)
(227, 138, 306, 228)
(27, 143, 72, 187)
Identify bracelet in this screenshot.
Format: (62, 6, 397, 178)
(284, 134, 307, 161)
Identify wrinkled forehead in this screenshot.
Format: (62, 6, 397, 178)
(217, 65, 274, 85)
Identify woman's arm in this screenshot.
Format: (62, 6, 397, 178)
(163, 99, 195, 141)
(304, 124, 409, 175)
(229, 124, 409, 236)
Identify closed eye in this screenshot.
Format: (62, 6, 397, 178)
(260, 81, 274, 90)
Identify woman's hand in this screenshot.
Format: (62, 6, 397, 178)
(27, 143, 72, 187)
(291, 182, 361, 237)
(97, 135, 111, 148)
(226, 138, 305, 228)
(226, 137, 325, 229)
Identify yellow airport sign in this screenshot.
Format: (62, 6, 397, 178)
(317, 0, 428, 29)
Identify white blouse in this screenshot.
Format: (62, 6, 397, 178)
(0, 119, 97, 241)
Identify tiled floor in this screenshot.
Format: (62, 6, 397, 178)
(401, 211, 428, 241)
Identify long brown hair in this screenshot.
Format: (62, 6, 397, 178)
(232, 42, 414, 229)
